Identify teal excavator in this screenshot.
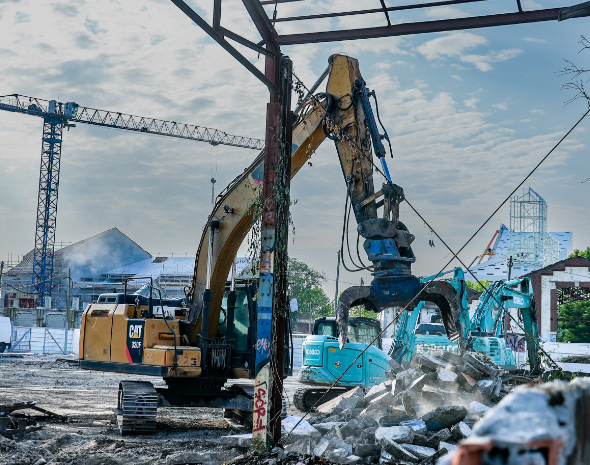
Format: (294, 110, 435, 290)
(389, 268, 541, 375)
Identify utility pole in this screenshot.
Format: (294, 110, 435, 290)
(359, 278, 364, 317)
(252, 54, 293, 448)
(309, 302, 312, 334)
(508, 256, 514, 280)
(63, 268, 72, 355)
(334, 250, 341, 312)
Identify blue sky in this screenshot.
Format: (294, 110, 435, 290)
(0, 0, 589, 297)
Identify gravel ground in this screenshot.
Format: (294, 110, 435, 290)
(0, 354, 306, 465)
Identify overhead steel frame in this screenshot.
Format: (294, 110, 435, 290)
(169, 0, 590, 448)
(32, 117, 65, 303)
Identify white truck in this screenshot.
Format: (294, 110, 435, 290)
(0, 317, 12, 353)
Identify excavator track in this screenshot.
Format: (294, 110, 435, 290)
(117, 381, 158, 435)
(293, 387, 349, 412)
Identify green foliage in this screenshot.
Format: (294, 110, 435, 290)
(288, 257, 332, 324)
(569, 247, 590, 260)
(557, 300, 590, 343)
(347, 305, 380, 321)
(466, 279, 490, 292)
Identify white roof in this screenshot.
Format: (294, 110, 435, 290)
(467, 226, 574, 283)
(106, 256, 254, 281)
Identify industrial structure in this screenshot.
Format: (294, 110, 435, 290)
(468, 188, 573, 282)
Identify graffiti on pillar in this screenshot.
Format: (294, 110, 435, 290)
(260, 250, 274, 274)
(252, 379, 268, 433)
(506, 333, 526, 352)
(256, 337, 270, 353)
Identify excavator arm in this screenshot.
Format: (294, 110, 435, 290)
(184, 54, 465, 369)
(469, 277, 541, 374)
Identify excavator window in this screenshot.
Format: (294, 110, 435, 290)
(219, 288, 251, 352)
(314, 319, 383, 349)
(347, 321, 382, 349)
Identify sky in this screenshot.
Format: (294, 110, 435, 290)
(0, 0, 589, 299)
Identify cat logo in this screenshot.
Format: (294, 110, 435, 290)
(129, 325, 143, 339)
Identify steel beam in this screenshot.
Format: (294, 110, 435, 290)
(276, 5, 589, 44)
(221, 27, 275, 57)
(170, 0, 274, 89)
(272, 0, 486, 23)
(242, 0, 278, 43)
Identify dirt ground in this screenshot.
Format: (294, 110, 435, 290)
(0, 354, 305, 465)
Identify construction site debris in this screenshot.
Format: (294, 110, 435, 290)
(286, 350, 524, 465)
(440, 377, 590, 465)
(0, 401, 66, 437)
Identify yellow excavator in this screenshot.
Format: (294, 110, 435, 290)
(78, 54, 463, 434)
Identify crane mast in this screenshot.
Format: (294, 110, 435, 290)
(0, 93, 264, 305)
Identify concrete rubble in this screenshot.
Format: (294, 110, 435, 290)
(439, 377, 590, 465)
(279, 351, 508, 465)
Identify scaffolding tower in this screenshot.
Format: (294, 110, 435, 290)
(508, 187, 559, 267)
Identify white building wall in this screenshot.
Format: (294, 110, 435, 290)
(540, 266, 590, 340)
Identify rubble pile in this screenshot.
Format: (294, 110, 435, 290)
(281, 351, 510, 465)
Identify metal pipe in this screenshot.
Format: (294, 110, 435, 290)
(293, 64, 330, 116)
(206, 221, 219, 289)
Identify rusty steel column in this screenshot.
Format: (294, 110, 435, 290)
(252, 46, 293, 448)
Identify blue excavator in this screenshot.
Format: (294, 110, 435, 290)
(389, 268, 541, 374)
(294, 316, 391, 410)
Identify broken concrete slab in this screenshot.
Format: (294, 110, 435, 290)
(353, 443, 381, 458)
(469, 400, 491, 417)
(417, 354, 447, 372)
(365, 383, 388, 402)
(378, 437, 419, 463)
(476, 377, 503, 398)
(438, 441, 458, 454)
(402, 392, 417, 417)
(360, 426, 378, 441)
(369, 391, 394, 408)
(437, 368, 458, 385)
(313, 421, 346, 434)
(461, 362, 486, 380)
(464, 352, 502, 377)
(375, 425, 415, 444)
(219, 433, 252, 447)
(402, 443, 437, 460)
(437, 350, 464, 366)
(377, 414, 414, 427)
(317, 387, 365, 414)
(312, 437, 330, 457)
(388, 358, 403, 372)
(421, 405, 467, 431)
(358, 415, 378, 429)
(451, 421, 471, 440)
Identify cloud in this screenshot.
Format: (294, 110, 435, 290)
(493, 102, 508, 110)
(416, 32, 488, 60)
(52, 4, 79, 18)
(417, 32, 521, 71)
(523, 38, 547, 44)
(460, 48, 522, 71)
(464, 98, 478, 109)
(14, 11, 29, 23)
(84, 18, 106, 35)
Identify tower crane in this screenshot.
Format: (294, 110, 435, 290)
(0, 93, 264, 306)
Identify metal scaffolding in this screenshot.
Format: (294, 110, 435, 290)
(508, 187, 559, 267)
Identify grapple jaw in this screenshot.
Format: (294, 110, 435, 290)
(335, 277, 465, 352)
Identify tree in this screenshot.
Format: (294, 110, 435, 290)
(287, 258, 332, 325)
(569, 247, 590, 260)
(466, 279, 490, 292)
(557, 300, 590, 343)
